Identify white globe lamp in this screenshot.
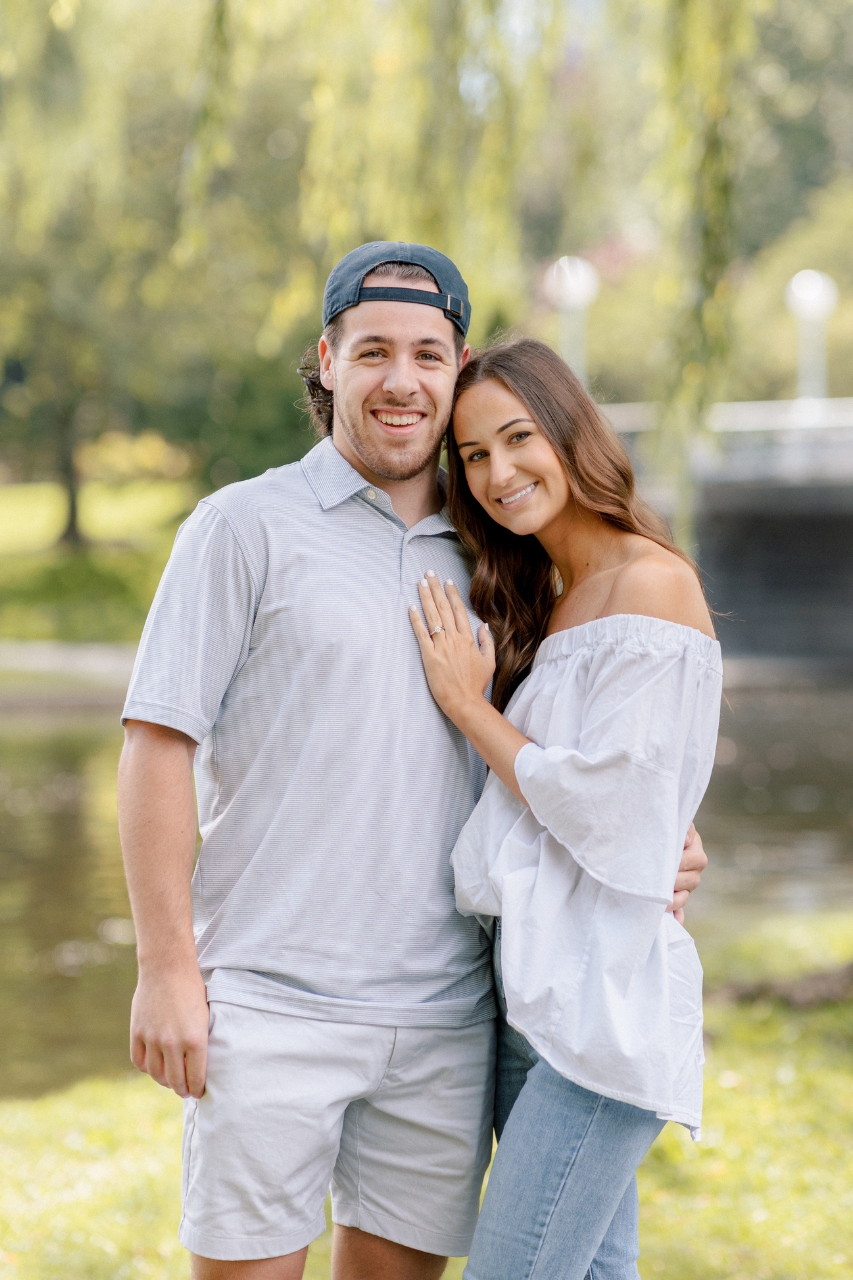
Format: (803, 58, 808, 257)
(785, 269, 838, 399)
(544, 256, 600, 388)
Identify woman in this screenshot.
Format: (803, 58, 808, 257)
(409, 339, 722, 1280)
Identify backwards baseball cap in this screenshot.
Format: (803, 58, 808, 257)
(322, 241, 471, 338)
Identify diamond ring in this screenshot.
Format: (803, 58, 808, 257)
(431, 625, 444, 636)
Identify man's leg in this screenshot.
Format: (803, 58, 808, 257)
(333, 1226, 446, 1280)
(192, 1234, 445, 1280)
(191, 1248, 308, 1279)
(180, 1002, 396, 1267)
(331, 1021, 495, 1265)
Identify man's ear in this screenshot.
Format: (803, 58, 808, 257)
(318, 335, 335, 390)
(459, 343, 472, 370)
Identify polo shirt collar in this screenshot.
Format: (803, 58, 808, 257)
(300, 435, 456, 533)
(301, 436, 374, 511)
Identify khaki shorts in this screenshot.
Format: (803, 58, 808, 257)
(178, 1000, 496, 1261)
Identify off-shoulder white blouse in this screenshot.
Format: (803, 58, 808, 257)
(451, 614, 723, 1135)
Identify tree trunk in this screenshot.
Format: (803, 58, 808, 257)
(56, 401, 83, 546)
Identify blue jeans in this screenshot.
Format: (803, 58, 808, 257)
(470, 923, 665, 1280)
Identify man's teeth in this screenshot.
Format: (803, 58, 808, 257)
(375, 412, 423, 426)
(498, 482, 537, 506)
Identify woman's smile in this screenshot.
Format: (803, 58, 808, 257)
(496, 480, 539, 508)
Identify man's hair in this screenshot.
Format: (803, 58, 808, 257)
(299, 261, 466, 437)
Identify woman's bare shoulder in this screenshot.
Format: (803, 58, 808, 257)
(603, 542, 715, 638)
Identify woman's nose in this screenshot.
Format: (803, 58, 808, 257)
(490, 452, 516, 487)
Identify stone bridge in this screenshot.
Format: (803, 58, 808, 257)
(606, 399, 853, 666)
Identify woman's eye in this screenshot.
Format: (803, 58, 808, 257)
(466, 450, 487, 463)
(508, 431, 531, 444)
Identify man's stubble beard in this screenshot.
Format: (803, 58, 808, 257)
(333, 399, 451, 482)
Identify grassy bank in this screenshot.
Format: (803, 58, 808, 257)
(1, 989, 851, 1278)
(0, 480, 196, 642)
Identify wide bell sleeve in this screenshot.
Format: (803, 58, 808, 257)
(513, 639, 719, 903)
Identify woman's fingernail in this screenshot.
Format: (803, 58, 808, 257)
(420, 578, 428, 588)
(426, 569, 436, 578)
(445, 578, 453, 586)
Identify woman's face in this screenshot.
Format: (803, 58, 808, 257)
(453, 379, 570, 537)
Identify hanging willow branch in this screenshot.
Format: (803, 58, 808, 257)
(654, 0, 756, 550)
(173, 0, 233, 265)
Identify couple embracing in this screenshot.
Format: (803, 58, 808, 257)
(118, 242, 721, 1280)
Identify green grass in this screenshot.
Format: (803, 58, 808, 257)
(0, 481, 198, 642)
(0, 482, 196, 557)
(2, 918, 852, 1279)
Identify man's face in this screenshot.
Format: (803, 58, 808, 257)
(318, 275, 469, 482)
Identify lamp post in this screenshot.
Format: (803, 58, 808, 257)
(544, 256, 600, 388)
(784, 269, 838, 399)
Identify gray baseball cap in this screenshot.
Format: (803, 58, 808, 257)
(322, 241, 471, 337)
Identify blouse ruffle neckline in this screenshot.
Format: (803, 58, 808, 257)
(533, 612, 722, 669)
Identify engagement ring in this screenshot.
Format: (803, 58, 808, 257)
(431, 626, 444, 635)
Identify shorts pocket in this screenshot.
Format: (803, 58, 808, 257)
(181, 1097, 199, 1212)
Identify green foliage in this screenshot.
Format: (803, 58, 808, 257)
(643, 0, 759, 548)
(0, 0, 562, 541)
(2, 0, 853, 560)
(730, 176, 853, 400)
(736, 0, 853, 258)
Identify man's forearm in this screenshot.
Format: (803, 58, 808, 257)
(118, 720, 209, 1098)
(118, 720, 199, 968)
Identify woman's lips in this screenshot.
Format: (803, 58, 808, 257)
(496, 481, 538, 509)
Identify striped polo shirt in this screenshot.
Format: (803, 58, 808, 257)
(123, 436, 495, 1027)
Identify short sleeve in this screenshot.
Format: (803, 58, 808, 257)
(122, 501, 259, 743)
(513, 642, 718, 902)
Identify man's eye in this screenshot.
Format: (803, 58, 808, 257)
(418, 352, 440, 361)
(360, 350, 384, 358)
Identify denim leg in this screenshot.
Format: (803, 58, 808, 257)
(585, 1178, 641, 1280)
(495, 1014, 539, 1140)
(465, 1059, 664, 1280)
(493, 920, 539, 1139)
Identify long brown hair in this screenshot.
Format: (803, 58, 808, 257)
(447, 339, 695, 711)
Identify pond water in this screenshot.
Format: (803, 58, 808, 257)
(2, 685, 853, 1099)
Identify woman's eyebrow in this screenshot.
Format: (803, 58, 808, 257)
(456, 417, 535, 450)
(496, 417, 535, 435)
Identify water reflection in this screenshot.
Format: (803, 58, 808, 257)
(694, 684, 853, 926)
(2, 685, 853, 1099)
(0, 714, 136, 1098)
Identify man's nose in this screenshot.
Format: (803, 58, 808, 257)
(382, 355, 421, 401)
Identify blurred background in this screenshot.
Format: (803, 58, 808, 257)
(1, 0, 853, 1276)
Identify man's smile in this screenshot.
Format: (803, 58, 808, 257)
(371, 409, 428, 435)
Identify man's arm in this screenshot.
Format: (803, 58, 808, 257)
(118, 719, 208, 1099)
(669, 824, 708, 923)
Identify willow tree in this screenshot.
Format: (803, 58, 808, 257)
(0, 0, 206, 540)
(650, 0, 759, 550)
(224, 0, 561, 350)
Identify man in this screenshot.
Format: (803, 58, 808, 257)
(118, 241, 706, 1280)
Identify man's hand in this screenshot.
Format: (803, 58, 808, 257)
(131, 963, 209, 1099)
(668, 824, 708, 924)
